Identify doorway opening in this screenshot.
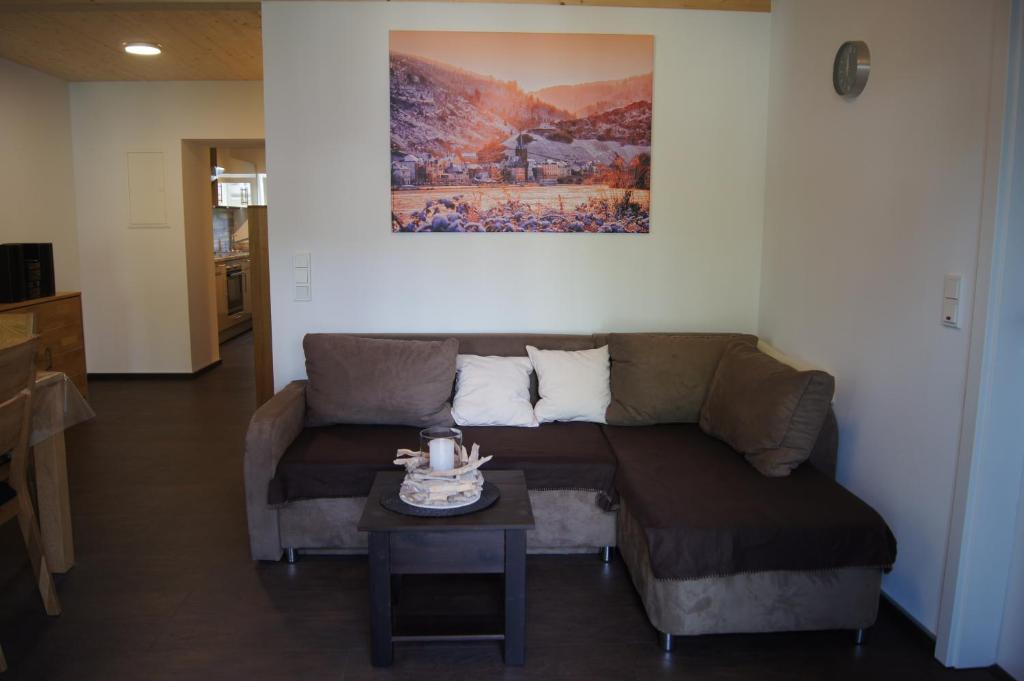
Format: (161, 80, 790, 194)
(211, 144, 266, 343)
(182, 139, 273, 405)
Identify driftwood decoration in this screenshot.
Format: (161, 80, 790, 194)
(394, 443, 491, 508)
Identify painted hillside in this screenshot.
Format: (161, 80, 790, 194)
(531, 73, 653, 117)
(390, 52, 653, 168)
(390, 53, 570, 158)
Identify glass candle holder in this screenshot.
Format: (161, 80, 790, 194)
(420, 427, 463, 472)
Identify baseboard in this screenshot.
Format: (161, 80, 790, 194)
(879, 594, 1017, 679)
(89, 359, 222, 381)
(879, 591, 936, 643)
(989, 666, 1017, 681)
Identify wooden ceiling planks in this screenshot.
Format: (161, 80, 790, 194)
(0, 5, 262, 81)
(0, 0, 767, 82)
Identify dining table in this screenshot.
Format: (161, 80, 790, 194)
(29, 370, 94, 573)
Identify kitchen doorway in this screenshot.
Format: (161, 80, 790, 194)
(182, 139, 273, 404)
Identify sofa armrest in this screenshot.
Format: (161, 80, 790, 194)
(244, 380, 307, 561)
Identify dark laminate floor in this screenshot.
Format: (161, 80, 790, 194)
(0, 333, 1008, 680)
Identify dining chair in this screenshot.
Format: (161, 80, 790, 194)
(0, 331, 61, 673)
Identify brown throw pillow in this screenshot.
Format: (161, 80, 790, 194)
(605, 333, 757, 425)
(303, 334, 458, 427)
(699, 342, 835, 477)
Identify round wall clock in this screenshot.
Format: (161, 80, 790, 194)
(833, 41, 871, 98)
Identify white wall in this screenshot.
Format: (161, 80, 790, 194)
(262, 1, 771, 387)
(758, 0, 1007, 634)
(0, 58, 78, 291)
(69, 82, 264, 373)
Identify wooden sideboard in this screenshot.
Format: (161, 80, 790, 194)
(0, 292, 88, 399)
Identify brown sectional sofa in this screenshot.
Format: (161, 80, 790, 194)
(244, 333, 896, 649)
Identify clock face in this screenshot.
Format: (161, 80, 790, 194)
(834, 41, 870, 98)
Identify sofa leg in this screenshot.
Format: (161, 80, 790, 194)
(600, 546, 613, 563)
(853, 628, 867, 646)
(658, 631, 674, 652)
(285, 548, 297, 564)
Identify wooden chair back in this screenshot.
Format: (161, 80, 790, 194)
(0, 312, 36, 348)
(0, 321, 57, 672)
(0, 312, 37, 478)
(0, 335, 37, 495)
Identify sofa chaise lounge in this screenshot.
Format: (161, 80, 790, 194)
(244, 333, 896, 649)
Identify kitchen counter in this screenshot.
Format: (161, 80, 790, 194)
(214, 252, 251, 264)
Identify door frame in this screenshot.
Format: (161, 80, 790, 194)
(936, 0, 1024, 668)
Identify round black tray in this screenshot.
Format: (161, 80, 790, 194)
(380, 481, 500, 517)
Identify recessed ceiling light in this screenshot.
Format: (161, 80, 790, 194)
(123, 42, 162, 56)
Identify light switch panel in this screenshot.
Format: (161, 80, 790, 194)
(294, 252, 311, 301)
(943, 274, 962, 300)
(942, 299, 959, 328)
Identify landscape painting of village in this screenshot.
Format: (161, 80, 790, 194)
(390, 31, 653, 233)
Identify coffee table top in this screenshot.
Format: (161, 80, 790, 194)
(358, 470, 535, 532)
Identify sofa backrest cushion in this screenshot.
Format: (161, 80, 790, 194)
(341, 333, 595, 358)
(335, 334, 596, 402)
(605, 333, 757, 425)
(699, 341, 836, 477)
(303, 334, 458, 427)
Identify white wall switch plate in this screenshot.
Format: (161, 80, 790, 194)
(943, 274, 962, 300)
(293, 252, 311, 300)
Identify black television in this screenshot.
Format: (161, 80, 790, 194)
(0, 243, 56, 304)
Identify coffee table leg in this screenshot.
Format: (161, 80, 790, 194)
(368, 532, 393, 666)
(504, 529, 526, 665)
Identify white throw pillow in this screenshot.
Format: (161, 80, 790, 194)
(526, 345, 611, 424)
(452, 355, 538, 427)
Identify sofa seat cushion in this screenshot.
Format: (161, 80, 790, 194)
(604, 424, 897, 580)
(269, 422, 617, 505)
(459, 423, 617, 504)
(269, 425, 419, 503)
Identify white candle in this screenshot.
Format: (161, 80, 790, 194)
(429, 437, 456, 471)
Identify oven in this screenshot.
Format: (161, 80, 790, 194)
(226, 265, 244, 315)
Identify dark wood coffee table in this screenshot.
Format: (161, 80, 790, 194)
(357, 470, 535, 667)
